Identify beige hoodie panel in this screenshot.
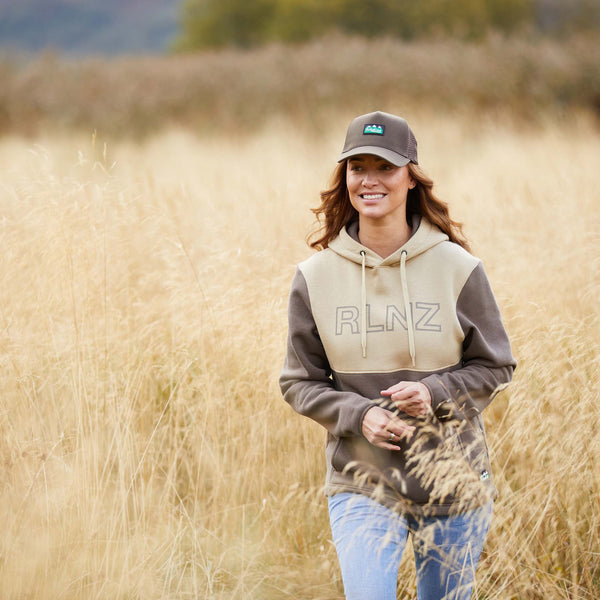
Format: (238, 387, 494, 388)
(299, 241, 479, 374)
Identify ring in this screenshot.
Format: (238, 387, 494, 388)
(388, 432, 396, 442)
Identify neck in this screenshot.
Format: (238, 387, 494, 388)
(358, 217, 412, 258)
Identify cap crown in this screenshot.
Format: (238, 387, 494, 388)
(338, 111, 418, 166)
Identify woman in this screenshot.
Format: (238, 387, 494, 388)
(279, 111, 515, 599)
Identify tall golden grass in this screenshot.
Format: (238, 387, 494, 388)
(0, 109, 598, 598)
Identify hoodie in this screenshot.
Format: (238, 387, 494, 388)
(279, 216, 515, 516)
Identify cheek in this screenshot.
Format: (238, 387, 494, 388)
(348, 193, 360, 211)
(346, 172, 358, 190)
(389, 172, 406, 186)
(346, 176, 362, 197)
(389, 175, 410, 193)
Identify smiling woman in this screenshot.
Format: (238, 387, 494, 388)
(309, 114, 470, 254)
(280, 111, 516, 599)
(346, 155, 416, 257)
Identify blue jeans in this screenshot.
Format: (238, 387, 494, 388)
(328, 492, 493, 600)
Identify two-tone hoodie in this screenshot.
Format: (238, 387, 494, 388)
(280, 215, 516, 516)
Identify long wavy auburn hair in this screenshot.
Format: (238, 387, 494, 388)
(308, 160, 471, 252)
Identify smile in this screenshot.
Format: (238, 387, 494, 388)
(361, 193, 386, 200)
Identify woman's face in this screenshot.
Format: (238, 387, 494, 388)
(346, 154, 415, 225)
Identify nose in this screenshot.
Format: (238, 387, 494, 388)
(362, 169, 377, 187)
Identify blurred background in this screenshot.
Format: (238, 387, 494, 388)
(1, 0, 600, 55)
(0, 0, 599, 136)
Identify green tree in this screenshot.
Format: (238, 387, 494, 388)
(176, 0, 276, 49)
(175, 0, 536, 50)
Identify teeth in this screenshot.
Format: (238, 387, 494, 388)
(362, 194, 384, 199)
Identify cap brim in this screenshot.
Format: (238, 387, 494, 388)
(338, 146, 411, 167)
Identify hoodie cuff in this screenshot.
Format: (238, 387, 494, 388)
(422, 377, 465, 421)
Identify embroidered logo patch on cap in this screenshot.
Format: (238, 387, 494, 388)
(363, 124, 385, 135)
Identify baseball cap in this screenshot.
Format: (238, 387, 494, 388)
(338, 111, 418, 166)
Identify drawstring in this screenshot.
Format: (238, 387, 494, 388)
(360, 250, 367, 358)
(359, 248, 416, 366)
(400, 250, 416, 366)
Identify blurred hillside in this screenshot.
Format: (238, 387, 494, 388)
(0, 0, 180, 56)
(0, 0, 599, 57)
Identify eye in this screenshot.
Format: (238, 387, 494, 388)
(349, 164, 363, 172)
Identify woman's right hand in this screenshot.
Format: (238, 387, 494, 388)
(361, 406, 415, 451)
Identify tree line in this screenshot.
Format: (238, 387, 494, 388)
(175, 0, 600, 50)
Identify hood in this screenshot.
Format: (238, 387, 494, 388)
(328, 215, 448, 266)
(327, 215, 449, 364)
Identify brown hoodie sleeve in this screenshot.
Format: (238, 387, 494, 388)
(421, 262, 516, 420)
(279, 268, 374, 437)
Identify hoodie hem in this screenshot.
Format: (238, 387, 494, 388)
(324, 479, 497, 518)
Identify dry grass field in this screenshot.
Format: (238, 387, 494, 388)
(0, 109, 598, 599)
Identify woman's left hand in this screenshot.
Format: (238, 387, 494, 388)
(380, 381, 432, 418)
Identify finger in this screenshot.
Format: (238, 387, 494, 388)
(378, 431, 406, 447)
(396, 393, 429, 408)
(386, 424, 415, 440)
(378, 442, 402, 451)
(394, 400, 426, 415)
(391, 387, 419, 402)
(392, 400, 419, 415)
(394, 399, 427, 416)
(395, 396, 421, 408)
(400, 406, 425, 418)
(377, 437, 409, 450)
(380, 381, 410, 396)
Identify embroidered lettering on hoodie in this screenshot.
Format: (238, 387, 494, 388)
(335, 302, 441, 335)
